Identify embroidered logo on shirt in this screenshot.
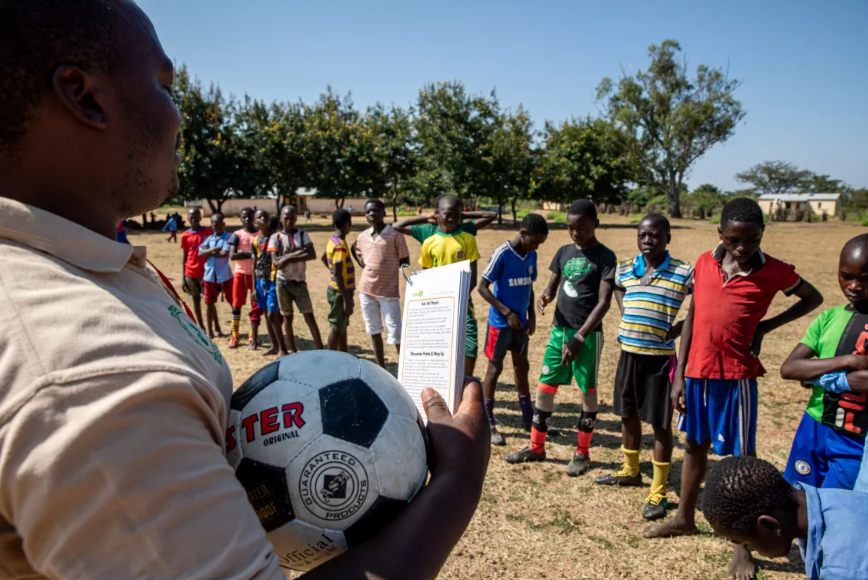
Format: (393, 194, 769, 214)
(169, 305, 223, 366)
(795, 460, 811, 475)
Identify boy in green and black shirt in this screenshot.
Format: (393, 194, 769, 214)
(780, 234, 868, 489)
(505, 200, 617, 477)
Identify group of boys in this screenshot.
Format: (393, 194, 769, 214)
(176, 198, 497, 369)
(177, 193, 868, 579)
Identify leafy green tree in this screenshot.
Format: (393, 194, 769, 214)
(801, 173, 846, 193)
(368, 104, 416, 219)
(487, 106, 536, 223)
(532, 117, 630, 209)
(413, 81, 500, 206)
(683, 183, 726, 218)
(174, 66, 260, 214)
(734, 161, 813, 195)
(236, 98, 311, 212)
(597, 40, 745, 217)
(306, 89, 383, 208)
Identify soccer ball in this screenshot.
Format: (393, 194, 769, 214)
(227, 351, 428, 573)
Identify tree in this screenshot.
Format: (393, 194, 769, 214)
(597, 40, 745, 217)
(413, 81, 501, 207)
(487, 106, 536, 224)
(173, 67, 261, 214)
(532, 117, 630, 209)
(237, 99, 310, 213)
(734, 161, 812, 195)
(368, 104, 417, 220)
(801, 173, 846, 193)
(683, 183, 726, 218)
(306, 89, 384, 208)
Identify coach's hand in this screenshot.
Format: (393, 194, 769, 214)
(671, 374, 687, 414)
(537, 293, 552, 315)
(561, 335, 583, 366)
(422, 379, 490, 489)
(506, 311, 522, 330)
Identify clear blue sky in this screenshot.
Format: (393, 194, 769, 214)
(139, 0, 867, 191)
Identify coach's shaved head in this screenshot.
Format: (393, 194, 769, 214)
(0, 0, 181, 240)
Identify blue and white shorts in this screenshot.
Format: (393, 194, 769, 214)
(784, 413, 865, 489)
(677, 378, 757, 456)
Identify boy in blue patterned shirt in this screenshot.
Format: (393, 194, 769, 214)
(594, 214, 693, 521)
(477, 214, 549, 446)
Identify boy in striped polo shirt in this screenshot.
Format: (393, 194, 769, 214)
(594, 214, 693, 521)
(646, 198, 823, 580)
(351, 199, 410, 369)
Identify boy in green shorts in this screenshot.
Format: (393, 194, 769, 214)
(505, 200, 617, 477)
(394, 195, 494, 375)
(323, 209, 355, 352)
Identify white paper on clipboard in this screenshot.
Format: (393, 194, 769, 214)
(397, 260, 472, 422)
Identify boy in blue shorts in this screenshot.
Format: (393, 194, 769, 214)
(504, 200, 617, 477)
(780, 234, 868, 490)
(252, 209, 288, 357)
(646, 198, 823, 580)
(478, 214, 549, 446)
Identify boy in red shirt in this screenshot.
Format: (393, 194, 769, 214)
(646, 198, 823, 579)
(227, 207, 262, 349)
(179, 208, 212, 329)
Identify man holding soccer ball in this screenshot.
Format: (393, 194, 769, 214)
(0, 1, 489, 578)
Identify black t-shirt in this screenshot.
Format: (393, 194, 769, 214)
(549, 242, 617, 331)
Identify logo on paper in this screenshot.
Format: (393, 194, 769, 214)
(412, 290, 424, 298)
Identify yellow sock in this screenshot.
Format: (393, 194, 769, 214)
(622, 446, 640, 477)
(231, 319, 240, 338)
(648, 459, 671, 502)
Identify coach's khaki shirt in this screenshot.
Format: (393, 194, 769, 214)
(0, 197, 283, 579)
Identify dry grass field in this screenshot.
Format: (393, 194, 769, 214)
(141, 213, 862, 580)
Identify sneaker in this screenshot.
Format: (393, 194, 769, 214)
(504, 446, 546, 464)
(490, 427, 506, 446)
(565, 453, 591, 477)
(643, 492, 668, 520)
(228, 334, 240, 349)
(595, 467, 642, 487)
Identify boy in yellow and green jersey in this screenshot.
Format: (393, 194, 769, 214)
(322, 209, 355, 353)
(395, 195, 482, 376)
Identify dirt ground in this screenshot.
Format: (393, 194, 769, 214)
(140, 214, 862, 580)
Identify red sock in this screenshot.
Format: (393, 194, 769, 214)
(577, 431, 592, 457)
(530, 427, 547, 454)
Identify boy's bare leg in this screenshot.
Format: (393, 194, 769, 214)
(371, 333, 386, 367)
(261, 314, 280, 356)
(283, 314, 297, 353)
(465, 356, 476, 377)
(304, 312, 324, 349)
(191, 295, 205, 329)
(339, 330, 348, 353)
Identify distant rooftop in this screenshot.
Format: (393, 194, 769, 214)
(296, 188, 318, 196)
(758, 193, 841, 202)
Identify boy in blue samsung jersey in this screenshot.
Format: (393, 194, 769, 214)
(478, 214, 549, 446)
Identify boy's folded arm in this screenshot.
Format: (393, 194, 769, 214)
(845, 370, 868, 393)
(780, 343, 863, 381)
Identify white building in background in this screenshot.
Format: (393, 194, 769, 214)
(757, 193, 841, 217)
